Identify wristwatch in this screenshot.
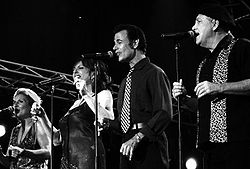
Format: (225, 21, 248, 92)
(135, 133, 142, 143)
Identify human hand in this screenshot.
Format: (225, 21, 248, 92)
(8, 145, 24, 158)
(30, 102, 43, 116)
(94, 117, 110, 135)
(30, 103, 47, 122)
(194, 81, 221, 98)
(98, 118, 110, 131)
(120, 135, 138, 161)
(172, 79, 187, 99)
(92, 120, 105, 136)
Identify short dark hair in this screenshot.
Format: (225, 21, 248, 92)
(113, 24, 147, 54)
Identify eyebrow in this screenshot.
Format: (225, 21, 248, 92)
(73, 65, 84, 70)
(196, 16, 203, 20)
(114, 38, 122, 42)
(13, 98, 26, 102)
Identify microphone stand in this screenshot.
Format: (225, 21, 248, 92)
(50, 85, 55, 169)
(94, 62, 99, 169)
(174, 41, 182, 169)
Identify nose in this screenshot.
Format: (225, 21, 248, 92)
(13, 102, 19, 108)
(192, 23, 197, 31)
(73, 69, 80, 76)
(113, 44, 117, 51)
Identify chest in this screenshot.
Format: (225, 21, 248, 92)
(10, 124, 37, 148)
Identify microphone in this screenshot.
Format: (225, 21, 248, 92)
(81, 51, 113, 60)
(39, 74, 67, 86)
(161, 30, 196, 40)
(0, 106, 14, 113)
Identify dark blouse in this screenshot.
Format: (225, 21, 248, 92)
(9, 123, 48, 169)
(59, 102, 105, 169)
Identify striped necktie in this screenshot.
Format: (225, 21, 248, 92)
(121, 67, 134, 133)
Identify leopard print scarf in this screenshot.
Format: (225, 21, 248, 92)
(196, 36, 237, 143)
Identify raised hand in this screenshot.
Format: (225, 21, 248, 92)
(172, 79, 187, 99)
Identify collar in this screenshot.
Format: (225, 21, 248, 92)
(131, 57, 149, 71)
(210, 34, 234, 56)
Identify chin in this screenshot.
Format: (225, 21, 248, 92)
(16, 114, 24, 120)
(195, 38, 201, 45)
(119, 57, 126, 62)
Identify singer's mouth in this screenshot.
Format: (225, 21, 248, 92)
(115, 52, 121, 57)
(194, 31, 199, 37)
(73, 73, 81, 78)
(73, 75, 81, 83)
(14, 109, 20, 114)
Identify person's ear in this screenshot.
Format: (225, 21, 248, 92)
(212, 19, 219, 31)
(130, 39, 139, 49)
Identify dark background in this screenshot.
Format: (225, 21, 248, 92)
(1, 0, 250, 168)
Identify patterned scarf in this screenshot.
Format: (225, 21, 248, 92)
(196, 35, 237, 143)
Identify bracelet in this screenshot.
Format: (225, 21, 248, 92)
(135, 133, 142, 143)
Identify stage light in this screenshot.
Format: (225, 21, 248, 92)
(0, 124, 6, 137)
(185, 157, 197, 169)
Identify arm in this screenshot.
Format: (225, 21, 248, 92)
(9, 145, 50, 161)
(139, 69, 173, 139)
(97, 90, 114, 120)
(194, 79, 250, 98)
(172, 79, 198, 113)
(120, 69, 173, 160)
(195, 40, 250, 98)
(84, 90, 115, 121)
(34, 107, 62, 146)
(218, 79, 250, 95)
(23, 122, 51, 160)
(8, 121, 51, 160)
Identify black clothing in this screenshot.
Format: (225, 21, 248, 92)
(203, 142, 250, 169)
(117, 58, 173, 169)
(196, 35, 250, 169)
(59, 102, 105, 169)
(198, 36, 250, 147)
(9, 123, 48, 169)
